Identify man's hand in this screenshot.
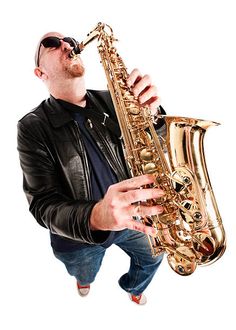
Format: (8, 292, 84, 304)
(127, 68, 161, 115)
(90, 174, 164, 237)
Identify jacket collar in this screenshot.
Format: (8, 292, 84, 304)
(44, 92, 96, 128)
(44, 90, 114, 129)
(44, 95, 74, 128)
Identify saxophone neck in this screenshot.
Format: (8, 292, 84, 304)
(79, 22, 115, 52)
(79, 28, 101, 50)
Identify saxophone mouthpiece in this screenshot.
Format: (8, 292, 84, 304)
(69, 42, 82, 59)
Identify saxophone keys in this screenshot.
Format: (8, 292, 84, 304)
(167, 246, 197, 276)
(128, 104, 140, 115)
(143, 163, 157, 174)
(140, 148, 153, 161)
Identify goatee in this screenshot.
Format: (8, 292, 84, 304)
(65, 61, 85, 78)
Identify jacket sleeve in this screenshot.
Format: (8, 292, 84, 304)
(17, 118, 110, 245)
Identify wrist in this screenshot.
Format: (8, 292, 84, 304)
(89, 201, 101, 231)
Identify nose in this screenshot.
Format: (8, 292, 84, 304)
(60, 39, 73, 51)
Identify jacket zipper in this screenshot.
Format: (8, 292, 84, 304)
(73, 121, 92, 200)
(86, 119, 127, 181)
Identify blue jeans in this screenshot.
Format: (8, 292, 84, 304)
(53, 229, 163, 296)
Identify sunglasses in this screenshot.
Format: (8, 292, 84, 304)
(36, 36, 80, 66)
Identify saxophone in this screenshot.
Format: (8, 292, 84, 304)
(72, 22, 226, 276)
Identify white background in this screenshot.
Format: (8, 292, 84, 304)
(1, 0, 236, 329)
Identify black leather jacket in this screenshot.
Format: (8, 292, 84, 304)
(17, 89, 166, 245)
(17, 90, 129, 245)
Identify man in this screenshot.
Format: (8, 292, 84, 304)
(17, 32, 166, 305)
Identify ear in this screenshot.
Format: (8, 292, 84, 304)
(34, 67, 48, 81)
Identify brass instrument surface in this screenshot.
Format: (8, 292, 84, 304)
(77, 23, 226, 276)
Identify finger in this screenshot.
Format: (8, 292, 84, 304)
(138, 85, 158, 104)
(132, 74, 152, 97)
(115, 174, 156, 192)
(121, 187, 165, 206)
(127, 68, 142, 87)
(126, 218, 157, 237)
(148, 97, 162, 115)
(128, 203, 164, 217)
